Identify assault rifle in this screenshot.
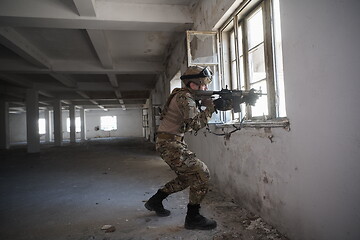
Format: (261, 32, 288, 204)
(194, 87, 264, 112)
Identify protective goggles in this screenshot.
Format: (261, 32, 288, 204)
(180, 67, 213, 80)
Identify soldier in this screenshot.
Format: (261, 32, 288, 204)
(145, 66, 217, 230)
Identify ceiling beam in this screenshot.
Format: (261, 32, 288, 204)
(61, 100, 72, 105)
(95, 1, 191, 24)
(0, 27, 51, 68)
(75, 90, 106, 110)
(73, 0, 96, 17)
(0, 85, 25, 99)
(76, 91, 90, 99)
(40, 98, 148, 102)
(76, 91, 98, 104)
(114, 89, 122, 99)
(0, 59, 164, 74)
(72, 0, 113, 69)
(86, 30, 113, 68)
(76, 90, 98, 106)
(72, 0, 126, 110)
(114, 89, 126, 110)
(9, 107, 26, 113)
(76, 105, 145, 110)
(1, 96, 23, 102)
(5, 94, 145, 105)
(10, 102, 25, 106)
(34, 83, 151, 92)
(0, 73, 33, 88)
(0, 1, 192, 31)
(39, 101, 50, 106)
(49, 73, 77, 88)
(0, 17, 192, 32)
(107, 74, 118, 87)
(38, 90, 54, 98)
(0, 74, 55, 99)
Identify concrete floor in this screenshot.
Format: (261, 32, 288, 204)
(0, 137, 289, 240)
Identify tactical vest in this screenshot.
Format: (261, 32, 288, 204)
(157, 88, 196, 136)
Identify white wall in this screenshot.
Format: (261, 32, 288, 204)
(10, 111, 50, 142)
(9, 108, 143, 143)
(9, 112, 26, 143)
(160, 0, 360, 240)
(84, 108, 143, 139)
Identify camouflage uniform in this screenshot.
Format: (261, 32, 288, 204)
(156, 87, 215, 205)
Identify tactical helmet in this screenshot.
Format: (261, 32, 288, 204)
(180, 66, 212, 86)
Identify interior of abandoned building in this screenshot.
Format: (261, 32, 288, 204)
(0, 0, 359, 240)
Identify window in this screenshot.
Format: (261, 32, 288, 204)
(185, 31, 222, 123)
(38, 118, 46, 134)
(186, 31, 221, 92)
(100, 116, 117, 131)
(219, 0, 286, 122)
(66, 117, 81, 132)
(185, 0, 286, 126)
(170, 71, 182, 92)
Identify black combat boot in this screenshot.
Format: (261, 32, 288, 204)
(144, 190, 171, 217)
(184, 204, 217, 230)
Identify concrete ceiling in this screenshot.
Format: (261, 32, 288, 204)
(0, 0, 197, 111)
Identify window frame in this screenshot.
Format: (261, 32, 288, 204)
(220, 0, 277, 120)
(185, 30, 222, 92)
(66, 117, 81, 133)
(185, 30, 223, 123)
(100, 115, 117, 131)
(186, 30, 219, 67)
(38, 118, 46, 135)
(185, 0, 288, 128)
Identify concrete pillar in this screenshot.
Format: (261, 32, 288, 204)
(69, 105, 76, 143)
(26, 89, 40, 153)
(44, 109, 50, 143)
(148, 98, 156, 143)
(0, 99, 10, 149)
(80, 108, 86, 141)
(53, 99, 62, 146)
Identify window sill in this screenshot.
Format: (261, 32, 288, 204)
(213, 117, 290, 130)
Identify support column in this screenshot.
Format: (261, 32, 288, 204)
(0, 99, 10, 149)
(26, 89, 40, 153)
(44, 108, 50, 143)
(69, 104, 76, 143)
(53, 99, 62, 146)
(80, 108, 86, 141)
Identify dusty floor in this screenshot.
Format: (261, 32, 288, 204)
(0, 137, 289, 240)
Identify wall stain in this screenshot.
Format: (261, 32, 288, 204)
(263, 176, 269, 184)
(262, 171, 273, 184)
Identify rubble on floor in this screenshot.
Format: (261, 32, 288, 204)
(0, 138, 289, 240)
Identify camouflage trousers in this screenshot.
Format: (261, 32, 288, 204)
(156, 138, 210, 205)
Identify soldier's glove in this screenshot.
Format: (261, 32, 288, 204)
(201, 98, 215, 108)
(213, 98, 233, 111)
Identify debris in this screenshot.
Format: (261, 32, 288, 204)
(146, 226, 157, 229)
(246, 218, 262, 230)
(101, 224, 116, 233)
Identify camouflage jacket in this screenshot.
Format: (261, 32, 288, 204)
(157, 88, 215, 136)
